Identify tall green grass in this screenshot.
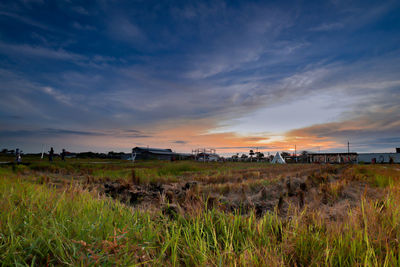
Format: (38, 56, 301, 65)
(2, 174, 400, 266)
(1, 164, 400, 266)
(351, 165, 398, 188)
(0, 177, 158, 265)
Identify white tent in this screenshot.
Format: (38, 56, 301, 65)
(271, 152, 286, 164)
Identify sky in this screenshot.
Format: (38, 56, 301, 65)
(0, 0, 399, 155)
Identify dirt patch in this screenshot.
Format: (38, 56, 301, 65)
(99, 166, 384, 221)
(102, 180, 200, 210)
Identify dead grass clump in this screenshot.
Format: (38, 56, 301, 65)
(131, 169, 140, 185)
(248, 171, 261, 179)
(328, 179, 349, 200)
(298, 190, 305, 209)
(38, 175, 50, 184)
(260, 187, 268, 200)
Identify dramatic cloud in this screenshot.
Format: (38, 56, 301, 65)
(0, 0, 399, 153)
(285, 88, 400, 152)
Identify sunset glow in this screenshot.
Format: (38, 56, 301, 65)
(0, 1, 399, 155)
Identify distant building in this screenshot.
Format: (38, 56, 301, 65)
(357, 153, 400, 164)
(308, 149, 400, 164)
(132, 147, 191, 161)
(192, 148, 220, 162)
(65, 151, 77, 158)
(195, 152, 220, 162)
(308, 153, 357, 164)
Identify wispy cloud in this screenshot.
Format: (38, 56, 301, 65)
(0, 11, 53, 31)
(172, 140, 187, 144)
(71, 6, 89, 15)
(0, 128, 105, 137)
(310, 22, 343, 31)
(107, 16, 145, 44)
(41, 86, 71, 105)
(0, 128, 152, 138)
(0, 41, 86, 61)
(72, 21, 96, 31)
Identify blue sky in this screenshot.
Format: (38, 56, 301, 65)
(0, 0, 399, 154)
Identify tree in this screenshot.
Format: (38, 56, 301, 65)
(249, 150, 255, 162)
(256, 152, 264, 161)
(231, 154, 239, 161)
(241, 154, 248, 161)
(281, 152, 290, 158)
(268, 155, 274, 162)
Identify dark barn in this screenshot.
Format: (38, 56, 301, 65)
(132, 147, 192, 161)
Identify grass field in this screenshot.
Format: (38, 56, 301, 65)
(1, 158, 400, 266)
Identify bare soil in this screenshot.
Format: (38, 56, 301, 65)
(99, 166, 383, 220)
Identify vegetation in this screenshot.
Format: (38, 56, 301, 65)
(1, 158, 400, 266)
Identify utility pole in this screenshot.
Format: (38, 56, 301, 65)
(347, 141, 350, 154)
(295, 144, 297, 163)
